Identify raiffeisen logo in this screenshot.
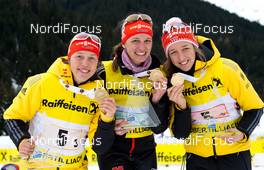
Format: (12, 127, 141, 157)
(42, 99, 98, 115)
(183, 78, 223, 96)
(107, 87, 151, 97)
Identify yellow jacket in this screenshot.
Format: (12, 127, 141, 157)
(4, 56, 103, 169)
(103, 60, 154, 138)
(170, 36, 264, 157)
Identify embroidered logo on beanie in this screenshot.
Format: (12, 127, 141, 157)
(121, 20, 153, 44)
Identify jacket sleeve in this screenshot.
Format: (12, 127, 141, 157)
(4, 119, 31, 148)
(150, 94, 170, 134)
(3, 74, 42, 148)
(88, 107, 115, 155)
(91, 119, 115, 155)
(223, 59, 264, 138)
(169, 104, 192, 139)
(236, 108, 263, 138)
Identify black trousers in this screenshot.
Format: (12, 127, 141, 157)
(186, 150, 251, 170)
(97, 148, 157, 170)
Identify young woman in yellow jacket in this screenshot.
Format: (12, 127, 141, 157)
(4, 32, 116, 169)
(162, 17, 264, 170)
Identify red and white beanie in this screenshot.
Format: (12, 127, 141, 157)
(67, 33, 101, 59)
(161, 17, 198, 56)
(121, 20, 153, 45)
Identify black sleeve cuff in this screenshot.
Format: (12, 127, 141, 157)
(92, 119, 115, 155)
(4, 119, 31, 148)
(236, 108, 263, 139)
(171, 107, 192, 139)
